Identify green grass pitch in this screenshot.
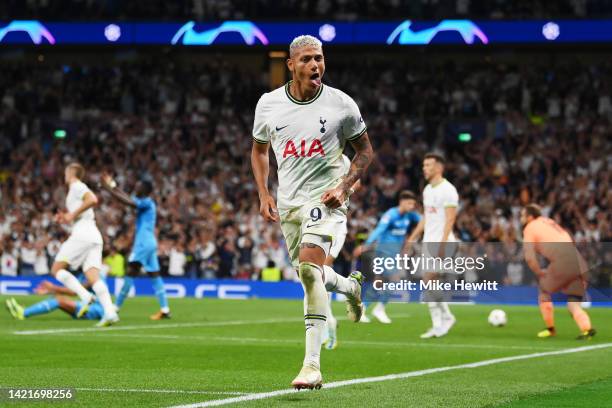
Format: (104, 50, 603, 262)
(1, 295, 611, 407)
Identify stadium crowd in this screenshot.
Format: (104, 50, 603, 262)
(0, 56, 610, 286)
(2, 0, 611, 20)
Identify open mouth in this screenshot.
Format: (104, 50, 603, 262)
(310, 73, 321, 87)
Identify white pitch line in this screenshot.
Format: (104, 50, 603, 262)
(168, 343, 612, 408)
(90, 333, 556, 351)
(10, 314, 413, 336)
(11, 317, 301, 336)
(74, 387, 247, 396)
(337, 339, 554, 351)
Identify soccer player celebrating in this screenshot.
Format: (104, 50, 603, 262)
(520, 204, 596, 340)
(101, 175, 170, 320)
(251, 35, 373, 389)
(353, 190, 421, 324)
(51, 163, 119, 327)
(404, 153, 459, 338)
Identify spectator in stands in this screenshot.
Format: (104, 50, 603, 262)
(1, 240, 18, 277)
(34, 243, 50, 276)
(19, 240, 37, 276)
(104, 246, 126, 278)
(168, 242, 187, 277)
(2, 0, 609, 21)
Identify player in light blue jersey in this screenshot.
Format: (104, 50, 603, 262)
(6, 273, 105, 321)
(353, 191, 421, 323)
(102, 174, 170, 320)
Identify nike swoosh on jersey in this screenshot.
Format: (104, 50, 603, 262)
(276, 125, 289, 131)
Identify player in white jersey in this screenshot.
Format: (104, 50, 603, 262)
(404, 153, 459, 338)
(251, 35, 374, 389)
(50, 163, 119, 327)
(321, 155, 361, 350)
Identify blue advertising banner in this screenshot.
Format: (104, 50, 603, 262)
(1, 20, 612, 46)
(0, 276, 304, 300)
(1, 276, 611, 306)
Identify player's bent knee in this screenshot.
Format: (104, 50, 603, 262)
(538, 291, 552, 302)
(299, 262, 322, 287)
(51, 262, 67, 275)
(567, 295, 583, 303)
(83, 267, 100, 283)
(55, 296, 70, 308)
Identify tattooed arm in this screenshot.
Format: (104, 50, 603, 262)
(251, 141, 279, 222)
(321, 132, 374, 209)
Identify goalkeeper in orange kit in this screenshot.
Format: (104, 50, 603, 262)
(521, 204, 596, 340)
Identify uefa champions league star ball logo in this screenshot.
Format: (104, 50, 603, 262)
(104, 24, 121, 42)
(542, 22, 560, 41)
(318, 24, 336, 42)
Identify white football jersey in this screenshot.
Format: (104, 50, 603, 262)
(423, 178, 459, 243)
(65, 180, 102, 244)
(253, 81, 366, 211)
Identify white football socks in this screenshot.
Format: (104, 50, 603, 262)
(428, 302, 443, 330)
(300, 262, 327, 370)
(439, 301, 454, 321)
(56, 269, 93, 303)
(323, 265, 354, 295)
(92, 280, 117, 318)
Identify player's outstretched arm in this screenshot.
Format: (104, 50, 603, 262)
(355, 209, 392, 257)
(101, 173, 137, 208)
(322, 132, 374, 209)
(251, 141, 278, 222)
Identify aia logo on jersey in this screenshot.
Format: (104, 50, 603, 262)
(283, 139, 325, 158)
(426, 206, 438, 214)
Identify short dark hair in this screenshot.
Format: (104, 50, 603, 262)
(66, 162, 85, 179)
(423, 152, 445, 164)
(141, 180, 154, 196)
(399, 190, 417, 201)
(523, 203, 542, 218)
